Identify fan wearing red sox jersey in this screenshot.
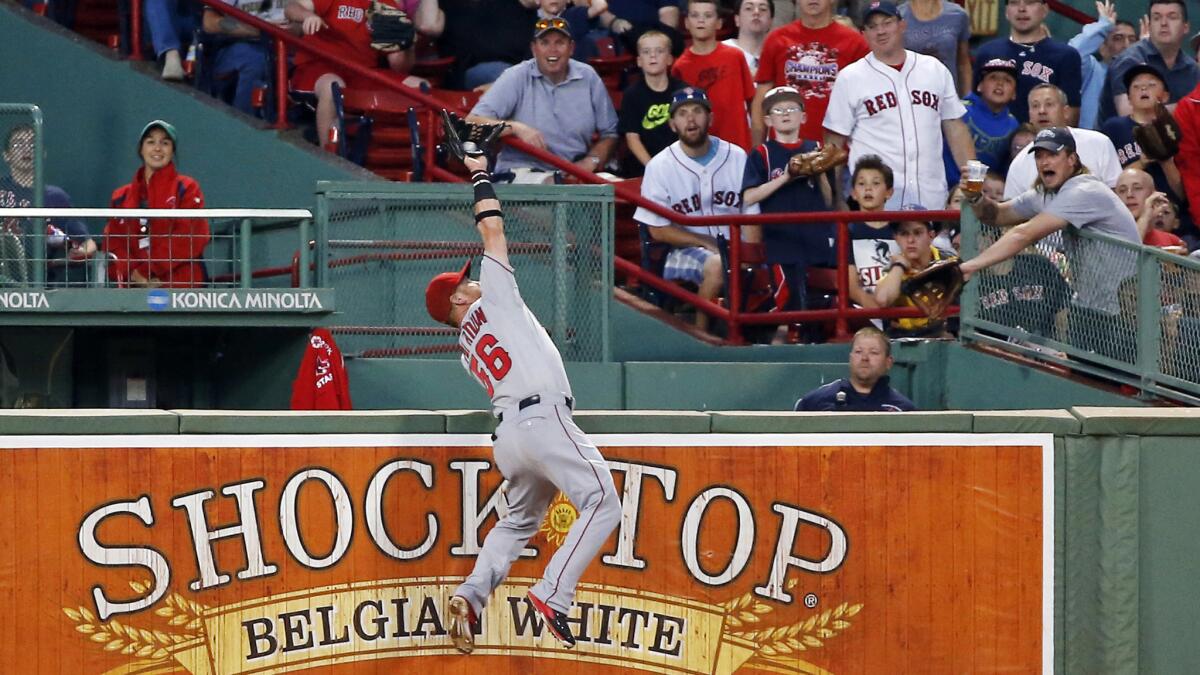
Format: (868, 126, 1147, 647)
(425, 154, 620, 656)
(634, 87, 761, 332)
(822, 1, 975, 211)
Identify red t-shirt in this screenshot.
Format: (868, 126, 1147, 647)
(1143, 227, 1186, 249)
(1173, 83, 1200, 226)
(294, 0, 379, 70)
(756, 20, 869, 142)
(672, 44, 755, 150)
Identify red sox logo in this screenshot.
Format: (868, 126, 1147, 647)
(783, 43, 841, 98)
(1020, 60, 1056, 83)
(863, 89, 941, 116)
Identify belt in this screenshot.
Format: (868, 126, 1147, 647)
(497, 394, 573, 422)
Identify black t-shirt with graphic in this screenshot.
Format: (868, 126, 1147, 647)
(975, 253, 1072, 339)
(618, 76, 686, 177)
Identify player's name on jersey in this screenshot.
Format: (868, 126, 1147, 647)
(0, 288, 333, 313)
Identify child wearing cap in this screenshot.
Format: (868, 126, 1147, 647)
(741, 85, 834, 341)
(872, 214, 957, 338)
(671, 0, 755, 149)
(943, 57, 1019, 186)
(104, 121, 211, 288)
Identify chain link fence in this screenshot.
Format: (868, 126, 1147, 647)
(316, 182, 613, 361)
(1, 104, 45, 284)
(961, 212, 1200, 404)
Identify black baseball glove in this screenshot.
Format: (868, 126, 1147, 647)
(440, 109, 507, 162)
(368, 0, 415, 52)
(900, 257, 964, 321)
(1134, 102, 1182, 161)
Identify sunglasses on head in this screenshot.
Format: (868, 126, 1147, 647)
(535, 17, 569, 31)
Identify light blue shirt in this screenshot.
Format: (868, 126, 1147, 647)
(472, 58, 619, 173)
(1068, 16, 1112, 130)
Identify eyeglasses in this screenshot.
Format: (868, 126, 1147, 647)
(535, 17, 570, 31)
(769, 106, 802, 114)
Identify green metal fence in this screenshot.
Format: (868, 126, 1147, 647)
(960, 209, 1200, 404)
(315, 182, 614, 362)
(0, 104, 44, 285)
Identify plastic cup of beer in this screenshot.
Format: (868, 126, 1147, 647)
(965, 160, 987, 193)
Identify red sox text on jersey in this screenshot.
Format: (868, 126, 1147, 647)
(671, 190, 743, 214)
(863, 89, 942, 116)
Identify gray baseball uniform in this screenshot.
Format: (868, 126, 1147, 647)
(454, 254, 620, 616)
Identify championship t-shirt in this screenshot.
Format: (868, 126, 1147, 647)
(755, 21, 869, 142)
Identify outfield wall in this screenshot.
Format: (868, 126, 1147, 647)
(0, 408, 1196, 673)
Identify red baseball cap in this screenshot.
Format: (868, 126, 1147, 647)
(425, 258, 472, 325)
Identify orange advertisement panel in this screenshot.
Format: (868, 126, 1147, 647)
(0, 433, 1052, 674)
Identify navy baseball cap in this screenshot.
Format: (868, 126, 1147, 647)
(863, 0, 902, 21)
(889, 204, 938, 232)
(1122, 62, 1167, 91)
(1029, 127, 1076, 154)
(669, 87, 711, 115)
(979, 58, 1019, 81)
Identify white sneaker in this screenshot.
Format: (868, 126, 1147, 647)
(161, 50, 184, 81)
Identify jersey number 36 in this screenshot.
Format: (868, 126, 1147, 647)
(469, 334, 512, 397)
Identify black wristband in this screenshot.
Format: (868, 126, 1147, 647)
(472, 172, 496, 203)
(475, 209, 503, 223)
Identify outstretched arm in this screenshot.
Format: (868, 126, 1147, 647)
(464, 154, 510, 267)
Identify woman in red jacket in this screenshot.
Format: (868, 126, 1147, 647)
(105, 120, 210, 287)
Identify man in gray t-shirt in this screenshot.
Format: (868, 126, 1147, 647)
(960, 127, 1138, 311)
(960, 127, 1139, 360)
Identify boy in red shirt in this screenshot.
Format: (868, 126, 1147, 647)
(671, 0, 754, 149)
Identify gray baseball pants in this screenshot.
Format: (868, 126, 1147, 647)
(454, 399, 620, 615)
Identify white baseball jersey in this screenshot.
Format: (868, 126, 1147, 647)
(1002, 127, 1122, 199)
(633, 137, 761, 237)
(823, 50, 967, 210)
(458, 255, 571, 414)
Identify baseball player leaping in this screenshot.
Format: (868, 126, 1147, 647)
(425, 116, 620, 654)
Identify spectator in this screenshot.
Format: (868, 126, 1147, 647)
(943, 57, 1019, 188)
(633, 87, 760, 331)
(0, 125, 96, 287)
(416, 0, 537, 90)
(751, 0, 869, 145)
(971, 220, 1072, 340)
(1174, 43, 1200, 229)
(722, 0, 772, 74)
(1105, 0, 1198, 120)
(823, 1, 976, 211)
(467, 18, 618, 180)
(143, 0, 197, 81)
(1003, 84, 1121, 198)
(961, 127, 1140, 358)
(286, 0, 423, 149)
(844, 155, 896, 308)
(742, 86, 835, 338)
(982, 170, 1006, 201)
(537, 0, 608, 61)
(1116, 167, 1187, 250)
(872, 209, 956, 338)
(973, 0, 1083, 124)
(794, 326, 916, 411)
(104, 121, 210, 288)
(201, 0, 294, 117)
(598, 0, 681, 55)
(1009, 121, 1036, 159)
(671, 0, 755, 149)
(898, 0, 972, 96)
(618, 30, 686, 176)
(1100, 63, 1191, 236)
(1069, 1, 1136, 129)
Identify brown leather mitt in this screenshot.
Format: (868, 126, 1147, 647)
(900, 257, 964, 320)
